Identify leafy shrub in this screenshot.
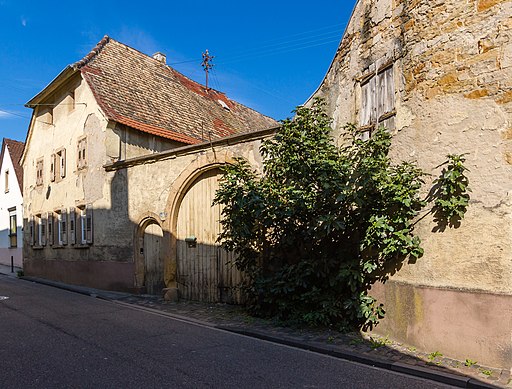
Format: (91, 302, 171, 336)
(214, 99, 469, 331)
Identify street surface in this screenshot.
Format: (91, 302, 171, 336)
(0, 276, 454, 388)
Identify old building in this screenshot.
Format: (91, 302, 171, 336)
(0, 138, 24, 268)
(21, 36, 277, 299)
(307, 0, 511, 369)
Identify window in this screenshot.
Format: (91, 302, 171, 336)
(56, 209, 68, 246)
(69, 208, 76, 245)
(77, 205, 93, 245)
(50, 149, 66, 182)
(36, 158, 44, 186)
(47, 212, 54, 246)
(4, 169, 9, 193)
(31, 213, 46, 247)
(359, 63, 396, 139)
(8, 208, 16, 248)
(77, 137, 87, 170)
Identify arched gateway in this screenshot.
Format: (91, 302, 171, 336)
(165, 154, 244, 304)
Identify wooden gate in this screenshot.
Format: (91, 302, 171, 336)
(176, 168, 242, 303)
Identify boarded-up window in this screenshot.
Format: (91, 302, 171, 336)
(359, 64, 395, 137)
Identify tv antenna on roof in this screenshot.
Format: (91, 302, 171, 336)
(201, 49, 214, 90)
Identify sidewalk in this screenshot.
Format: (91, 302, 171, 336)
(1, 268, 509, 389)
(0, 263, 22, 278)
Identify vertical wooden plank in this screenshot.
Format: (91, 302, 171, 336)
(369, 76, 377, 125)
(384, 66, 395, 114)
(176, 168, 243, 303)
(377, 70, 386, 120)
(360, 81, 370, 126)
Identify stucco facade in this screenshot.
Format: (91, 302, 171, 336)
(21, 37, 277, 297)
(307, 0, 512, 368)
(0, 139, 24, 268)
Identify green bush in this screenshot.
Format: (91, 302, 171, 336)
(213, 99, 469, 331)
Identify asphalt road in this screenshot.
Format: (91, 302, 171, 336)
(0, 276, 454, 388)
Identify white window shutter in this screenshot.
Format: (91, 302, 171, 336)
(86, 205, 93, 244)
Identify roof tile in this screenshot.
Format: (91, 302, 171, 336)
(75, 36, 278, 143)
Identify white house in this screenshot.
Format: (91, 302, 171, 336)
(0, 138, 24, 268)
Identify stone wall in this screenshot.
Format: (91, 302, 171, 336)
(308, 0, 512, 368)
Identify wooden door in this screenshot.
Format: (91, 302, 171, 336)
(144, 223, 164, 294)
(176, 169, 241, 303)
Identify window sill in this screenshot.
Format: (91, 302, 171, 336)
(32, 246, 44, 250)
(74, 244, 91, 249)
(51, 245, 67, 249)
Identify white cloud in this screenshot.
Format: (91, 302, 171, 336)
(0, 110, 13, 118)
(21, 16, 27, 27)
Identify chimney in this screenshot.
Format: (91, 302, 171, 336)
(152, 52, 166, 64)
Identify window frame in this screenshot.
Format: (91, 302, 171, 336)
(8, 208, 17, 248)
(358, 62, 396, 138)
(36, 158, 44, 187)
(76, 205, 93, 246)
(4, 169, 9, 193)
(77, 136, 87, 170)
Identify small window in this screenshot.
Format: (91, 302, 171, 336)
(55, 209, 68, 246)
(359, 63, 396, 137)
(69, 207, 76, 245)
(77, 205, 93, 245)
(8, 208, 17, 248)
(47, 212, 54, 246)
(4, 169, 9, 193)
(36, 158, 44, 186)
(34, 213, 46, 247)
(77, 137, 87, 170)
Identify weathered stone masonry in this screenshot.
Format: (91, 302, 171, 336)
(308, 0, 512, 369)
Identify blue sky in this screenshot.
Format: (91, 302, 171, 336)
(0, 1, 355, 142)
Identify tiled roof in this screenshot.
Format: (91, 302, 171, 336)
(73, 36, 278, 144)
(0, 138, 25, 192)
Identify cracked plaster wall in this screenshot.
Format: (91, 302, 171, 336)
(308, 0, 512, 294)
